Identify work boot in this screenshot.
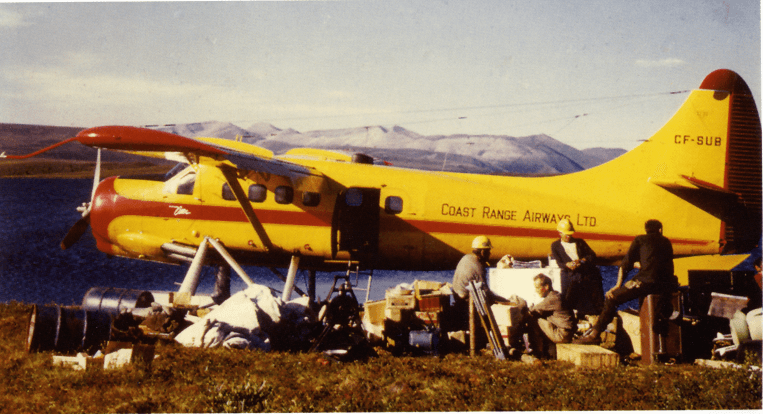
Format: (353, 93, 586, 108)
(573, 330, 601, 345)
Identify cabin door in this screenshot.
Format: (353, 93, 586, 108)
(332, 187, 380, 260)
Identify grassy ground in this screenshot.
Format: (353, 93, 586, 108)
(1, 302, 760, 413)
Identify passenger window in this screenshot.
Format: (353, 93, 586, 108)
(249, 184, 267, 203)
(385, 196, 403, 214)
(177, 172, 196, 195)
(275, 186, 294, 204)
(302, 192, 321, 207)
(345, 188, 363, 206)
(222, 183, 236, 201)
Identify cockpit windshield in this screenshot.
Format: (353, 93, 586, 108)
(163, 165, 196, 195)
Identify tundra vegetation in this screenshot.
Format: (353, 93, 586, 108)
(0, 302, 760, 413)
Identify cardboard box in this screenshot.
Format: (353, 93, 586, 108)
(103, 344, 155, 370)
(556, 343, 618, 368)
(707, 292, 749, 319)
(52, 353, 103, 371)
(491, 304, 523, 328)
(364, 300, 386, 325)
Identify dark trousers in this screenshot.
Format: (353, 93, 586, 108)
(593, 281, 663, 333)
(561, 268, 604, 317)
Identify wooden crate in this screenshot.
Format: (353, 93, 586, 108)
(385, 308, 413, 323)
(414, 311, 441, 326)
(386, 295, 416, 310)
(414, 280, 445, 299)
(556, 344, 619, 368)
(417, 294, 449, 312)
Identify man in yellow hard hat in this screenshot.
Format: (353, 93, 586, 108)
(550, 218, 603, 319)
(450, 235, 501, 348)
(452, 235, 493, 300)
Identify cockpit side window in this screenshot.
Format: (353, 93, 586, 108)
(222, 183, 236, 200)
(176, 172, 196, 195)
(385, 196, 403, 214)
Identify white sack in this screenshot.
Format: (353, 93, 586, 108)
(175, 284, 281, 350)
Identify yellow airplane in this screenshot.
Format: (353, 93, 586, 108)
(5, 69, 761, 286)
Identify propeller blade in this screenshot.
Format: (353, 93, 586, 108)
(60, 212, 90, 250)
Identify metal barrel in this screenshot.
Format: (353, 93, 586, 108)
(83, 310, 113, 353)
(409, 328, 440, 354)
(26, 304, 113, 354)
(55, 306, 87, 353)
(82, 287, 154, 316)
(26, 304, 59, 352)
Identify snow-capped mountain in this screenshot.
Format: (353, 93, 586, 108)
(157, 121, 626, 175)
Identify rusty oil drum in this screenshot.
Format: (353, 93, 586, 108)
(26, 304, 112, 354)
(81, 287, 154, 316)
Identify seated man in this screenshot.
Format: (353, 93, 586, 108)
(523, 273, 575, 357)
(575, 219, 677, 344)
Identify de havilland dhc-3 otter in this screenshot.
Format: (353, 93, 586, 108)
(3, 69, 761, 303)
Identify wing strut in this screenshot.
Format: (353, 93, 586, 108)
(219, 165, 273, 252)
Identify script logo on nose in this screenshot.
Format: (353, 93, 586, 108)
(169, 205, 191, 216)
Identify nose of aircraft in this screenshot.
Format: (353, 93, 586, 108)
(59, 175, 119, 252)
(88, 176, 120, 254)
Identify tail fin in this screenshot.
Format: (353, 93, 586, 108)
(645, 69, 761, 253)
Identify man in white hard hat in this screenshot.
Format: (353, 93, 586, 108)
(550, 218, 603, 319)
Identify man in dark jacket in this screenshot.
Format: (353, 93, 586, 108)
(575, 219, 677, 344)
(550, 219, 603, 318)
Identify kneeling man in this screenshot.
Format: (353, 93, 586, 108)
(525, 273, 575, 357)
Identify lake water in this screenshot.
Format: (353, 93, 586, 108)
(0, 178, 623, 307)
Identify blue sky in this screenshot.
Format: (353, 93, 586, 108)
(1, 1, 759, 150)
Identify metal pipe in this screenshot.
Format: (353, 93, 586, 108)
(164, 253, 194, 263)
(206, 237, 255, 287)
(282, 255, 300, 302)
(365, 272, 373, 303)
(161, 242, 199, 258)
(268, 267, 307, 298)
(178, 239, 208, 294)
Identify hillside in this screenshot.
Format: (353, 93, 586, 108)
(0, 122, 626, 176)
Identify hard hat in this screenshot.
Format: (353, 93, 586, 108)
(557, 219, 575, 235)
(472, 235, 493, 250)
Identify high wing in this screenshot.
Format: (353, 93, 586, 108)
(75, 126, 315, 180)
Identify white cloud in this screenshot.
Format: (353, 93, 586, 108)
(635, 58, 686, 68)
(0, 7, 31, 29)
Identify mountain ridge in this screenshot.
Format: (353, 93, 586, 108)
(0, 121, 626, 175)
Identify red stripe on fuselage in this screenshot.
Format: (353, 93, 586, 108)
(399, 219, 708, 246)
(91, 177, 709, 253)
(90, 177, 331, 239)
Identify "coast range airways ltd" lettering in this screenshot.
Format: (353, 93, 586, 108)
(441, 203, 597, 227)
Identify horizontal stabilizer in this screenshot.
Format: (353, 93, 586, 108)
(649, 175, 738, 196)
